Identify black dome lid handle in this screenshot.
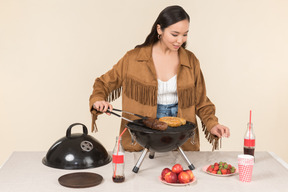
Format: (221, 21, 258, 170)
(66, 123, 88, 138)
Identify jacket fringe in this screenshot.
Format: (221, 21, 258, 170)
(124, 77, 157, 106)
(178, 87, 195, 109)
(202, 121, 221, 151)
(91, 112, 98, 132)
(91, 87, 122, 133)
(106, 87, 122, 103)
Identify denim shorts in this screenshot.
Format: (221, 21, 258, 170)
(156, 103, 178, 118)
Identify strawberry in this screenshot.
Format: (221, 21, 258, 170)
(214, 162, 219, 167)
(207, 166, 213, 172)
(213, 165, 219, 171)
(221, 169, 227, 175)
(227, 169, 231, 174)
(212, 170, 217, 174)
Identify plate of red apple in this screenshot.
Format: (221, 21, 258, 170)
(160, 164, 196, 186)
(202, 161, 238, 177)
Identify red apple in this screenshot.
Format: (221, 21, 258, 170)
(164, 171, 178, 183)
(161, 168, 171, 179)
(172, 164, 183, 174)
(185, 169, 194, 181)
(178, 171, 190, 183)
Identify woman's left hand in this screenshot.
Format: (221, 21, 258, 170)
(210, 124, 230, 138)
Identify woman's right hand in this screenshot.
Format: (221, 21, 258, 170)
(92, 101, 113, 115)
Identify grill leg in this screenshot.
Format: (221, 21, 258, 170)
(149, 151, 155, 159)
(132, 148, 149, 173)
(177, 146, 195, 170)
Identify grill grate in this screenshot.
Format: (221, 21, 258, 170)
(126, 119, 196, 133)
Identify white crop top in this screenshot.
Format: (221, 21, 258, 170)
(157, 75, 178, 105)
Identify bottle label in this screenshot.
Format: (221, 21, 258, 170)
(113, 154, 124, 164)
(244, 139, 255, 147)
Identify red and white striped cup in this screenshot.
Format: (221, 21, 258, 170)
(238, 154, 254, 182)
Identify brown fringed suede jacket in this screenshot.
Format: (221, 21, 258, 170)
(89, 45, 220, 151)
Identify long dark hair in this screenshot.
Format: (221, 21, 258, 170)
(135, 5, 190, 48)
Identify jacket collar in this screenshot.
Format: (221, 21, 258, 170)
(136, 45, 191, 68)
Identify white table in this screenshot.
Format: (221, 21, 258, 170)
(0, 151, 288, 192)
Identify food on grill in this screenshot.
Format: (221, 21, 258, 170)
(143, 118, 168, 130)
(159, 117, 186, 127)
(179, 117, 186, 125)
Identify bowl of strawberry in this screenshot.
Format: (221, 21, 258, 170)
(160, 164, 196, 186)
(203, 161, 238, 176)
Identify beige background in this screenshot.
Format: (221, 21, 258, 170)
(1, 0, 288, 167)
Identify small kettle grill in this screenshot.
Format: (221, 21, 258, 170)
(126, 119, 196, 173)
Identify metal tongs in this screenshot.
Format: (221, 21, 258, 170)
(107, 108, 148, 125)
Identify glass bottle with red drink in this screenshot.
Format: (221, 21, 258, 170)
(112, 136, 125, 183)
(244, 122, 255, 157)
